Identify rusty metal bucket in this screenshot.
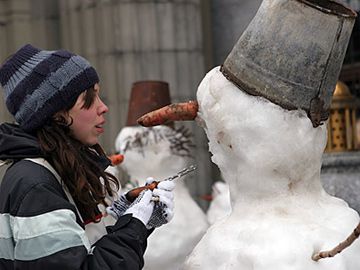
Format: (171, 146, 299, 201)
(221, 0, 357, 127)
(126, 80, 171, 126)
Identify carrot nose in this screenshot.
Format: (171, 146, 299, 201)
(137, 100, 199, 127)
(108, 154, 124, 165)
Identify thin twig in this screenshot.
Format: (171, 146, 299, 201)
(312, 222, 360, 261)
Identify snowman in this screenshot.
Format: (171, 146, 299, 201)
(115, 81, 209, 270)
(206, 181, 231, 225)
(137, 1, 360, 269)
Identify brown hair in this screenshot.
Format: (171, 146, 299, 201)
(37, 87, 119, 222)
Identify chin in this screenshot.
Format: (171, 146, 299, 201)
(89, 140, 99, 146)
(82, 137, 99, 146)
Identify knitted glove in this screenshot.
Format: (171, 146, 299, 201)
(106, 194, 132, 219)
(124, 189, 154, 226)
(105, 178, 162, 220)
(146, 180, 175, 229)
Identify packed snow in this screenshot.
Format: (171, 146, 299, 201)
(206, 181, 231, 225)
(181, 67, 360, 270)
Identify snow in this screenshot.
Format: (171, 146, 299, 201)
(181, 67, 360, 270)
(206, 181, 231, 225)
(115, 125, 209, 270)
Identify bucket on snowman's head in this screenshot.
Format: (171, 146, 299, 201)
(221, 0, 357, 127)
(126, 80, 172, 126)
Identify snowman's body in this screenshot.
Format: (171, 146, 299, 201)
(206, 181, 231, 225)
(182, 67, 360, 270)
(115, 125, 209, 270)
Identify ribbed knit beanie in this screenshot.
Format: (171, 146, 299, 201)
(0, 44, 99, 132)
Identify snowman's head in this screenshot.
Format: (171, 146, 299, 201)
(115, 125, 194, 183)
(197, 67, 327, 184)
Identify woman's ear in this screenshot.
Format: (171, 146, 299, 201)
(53, 110, 70, 124)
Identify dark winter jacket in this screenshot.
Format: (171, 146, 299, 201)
(0, 123, 149, 270)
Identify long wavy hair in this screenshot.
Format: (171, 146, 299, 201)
(36, 87, 119, 222)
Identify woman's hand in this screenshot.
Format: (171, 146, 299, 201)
(107, 178, 176, 228)
(146, 180, 176, 229)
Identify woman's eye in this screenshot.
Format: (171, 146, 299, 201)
(99, 95, 108, 104)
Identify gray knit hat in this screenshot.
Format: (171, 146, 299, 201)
(0, 44, 99, 132)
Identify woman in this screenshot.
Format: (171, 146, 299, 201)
(0, 44, 175, 269)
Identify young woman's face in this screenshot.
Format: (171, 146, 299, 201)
(68, 83, 109, 146)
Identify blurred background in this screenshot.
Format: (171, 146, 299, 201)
(0, 0, 360, 210)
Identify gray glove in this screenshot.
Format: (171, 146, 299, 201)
(106, 194, 132, 219)
(106, 176, 158, 219)
(106, 178, 175, 229)
(146, 179, 175, 229)
(105, 178, 154, 219)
